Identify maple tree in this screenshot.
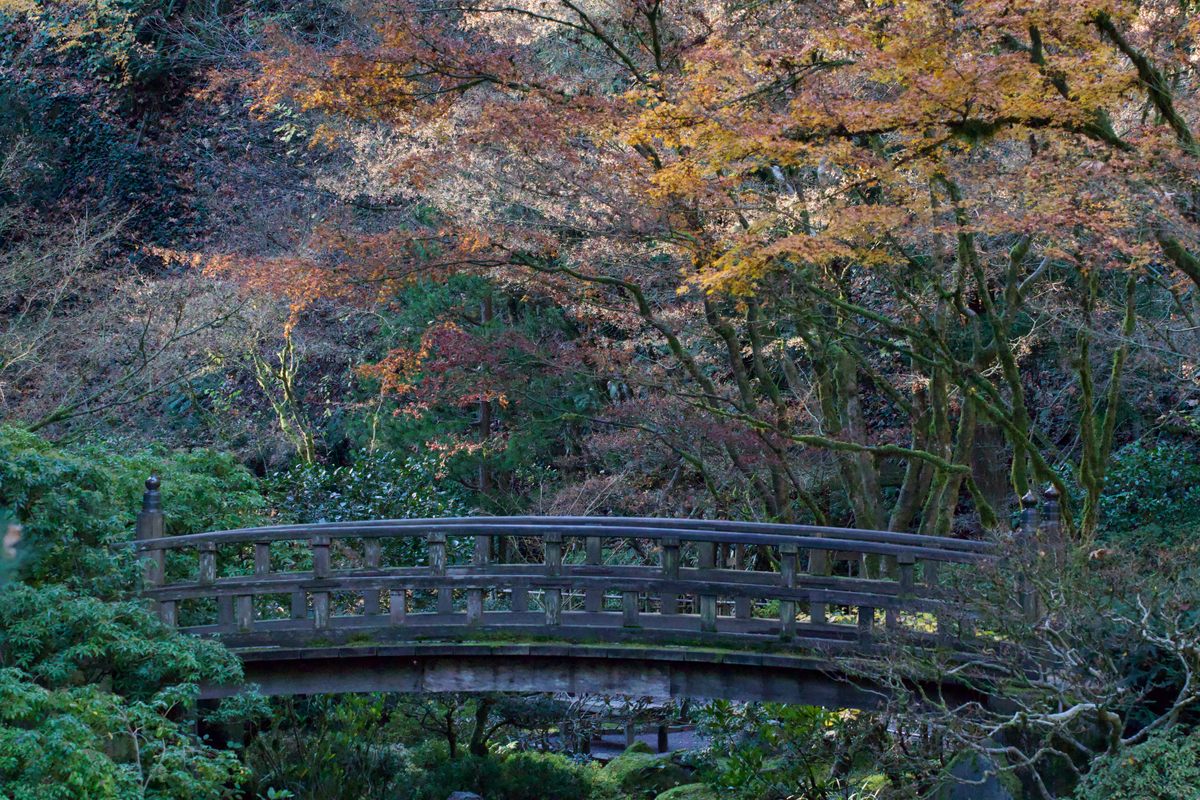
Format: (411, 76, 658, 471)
(220, 0, 1200, 540)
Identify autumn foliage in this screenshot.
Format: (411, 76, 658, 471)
(215, 0, 1200, 538)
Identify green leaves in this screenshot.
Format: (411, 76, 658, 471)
(0, 582, 242, 694)
(0, 668, 248, 800)
(0, 593, 250, 800)
(0, 425, 264, 588)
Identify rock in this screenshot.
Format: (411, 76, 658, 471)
(934, 751, 1020, 800)
(601, 744, 691, 799)
(446, 793, 484, 800)
(654, 783, 720, 800)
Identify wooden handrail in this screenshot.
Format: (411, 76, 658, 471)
(132, 522, 992, 563)
(130, 477, 998, 652)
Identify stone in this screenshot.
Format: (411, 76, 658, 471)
(934, 751, 1020, 800)
(602, 744, 691, 799)
(654, 783, 720, 800)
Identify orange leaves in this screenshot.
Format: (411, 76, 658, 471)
(357, 346, 424, 399)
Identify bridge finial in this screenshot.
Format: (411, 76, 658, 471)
(1041, 484, 1060, 524)
(1018, 490, 1039, 536)
(142, 476, 162, 513)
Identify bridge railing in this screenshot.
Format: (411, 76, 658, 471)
(131, 478, 998, 651)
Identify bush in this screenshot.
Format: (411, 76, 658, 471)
(1099, 439, 1200, 547)
(265, 449, 468, 524)
(407, 753, 503, 800)
(494, 751, 611, 800)
(0, 425, 264, 589)
(600, 745, 691, 799)
(404, 751, 612, 800)
(1075, 728, 1200, 800)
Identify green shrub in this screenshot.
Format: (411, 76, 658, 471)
(600, 745, 691, 799)
(407, 753, 503, 800)
(494, 751, 611, 800)
(0, 582, 250, 798)
(264, 448, 470, 569)
(1099, 439, 1200, 547)
(403, 750, 613, 800)
(1075, 728, 1200, 800)
(0, 425, 264, 589)
(265, 449, 468, 524)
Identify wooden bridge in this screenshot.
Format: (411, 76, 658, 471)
(131, 478, 1025, 706)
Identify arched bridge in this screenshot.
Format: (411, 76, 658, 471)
(131, 479, 1002, 706)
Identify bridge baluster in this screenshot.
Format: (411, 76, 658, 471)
(510, 526, 528, 613)
(254, 541, 271, 575)
(544, 530, 563, 626)
(291, 590, 307, 621)
(427, 531, 452, 615)
(857, 605, 874, 644)
(364, 538, 381, 616)
(219, 595, 234, 629)
(779, 543, 798, 640)
(622, 591, 639, 627)
(698, 540, 717, 633)
(585, 536, 603, 613)
(925, 560, 949, 641)
(198, 542, 230, 628)
(311, 535, 330, 630)
(390, 589, 407, 624)
(734, 544, 751, 620)
(231, 540, 269, 634)
(199, 542, 217, 584)
(807, 546, 827, 625)
(892, 553, 916, 632)
(236, 595, 253, 633)
(468, 531, 487, 625)
(660, 536, 680, 616)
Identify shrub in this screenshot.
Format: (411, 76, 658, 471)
(1099, 439, 1200, 547)
(494, 751, 611, 800)
(407, 753, 503, 800)
(1075, 728, 1200, 800)
(264, 448, 468, 524)
(0, 425, 264, 589)
(403, 750, 613, 800)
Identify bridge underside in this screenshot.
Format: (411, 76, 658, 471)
(203, 642, 975, 708)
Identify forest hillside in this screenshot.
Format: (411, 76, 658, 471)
(2, 0, 1200, 798)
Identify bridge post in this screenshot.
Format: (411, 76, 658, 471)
(428, 531, 452, 615)
(363, 538, 382, 616)
(660, 536, 680, 616)
(311, 535, 330, 630)
(585, 535, 603, 613)
(698, 540, 717, 633)
(468, 529, 487, 625)
(779, 543, 798, 640)
(544, 530, 563, 626)
(136, 477, 173, 624)
(1040, 485, 1063, 565)
(1017, 490, 1040, 622)
(733, 544, 751, 620)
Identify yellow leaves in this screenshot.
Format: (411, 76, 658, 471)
(357, 346, 425, 397)
(0, 0, 37, 14)
(691, 203, 912, 295)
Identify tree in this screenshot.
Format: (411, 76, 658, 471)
(221, 0, 1197, 537)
